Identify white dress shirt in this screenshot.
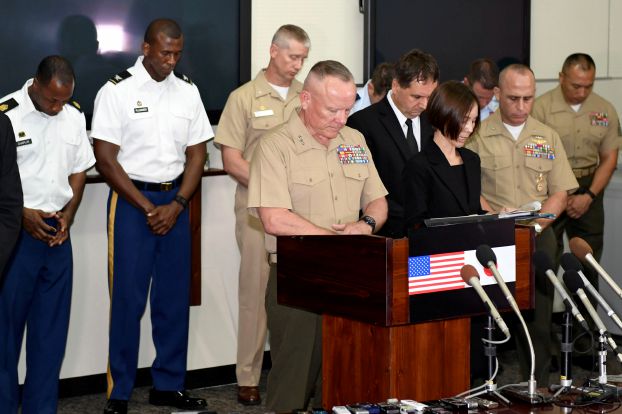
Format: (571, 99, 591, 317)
(91, 56, 214, 183)
(1, 79, 95, 212)
(387, 90, 421, 149)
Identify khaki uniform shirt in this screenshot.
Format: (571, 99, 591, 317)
(215, 70, 303, 163)
(248, 111, 388, 251)
(532, 86, 620, 170)
(466, 111, 578, 212)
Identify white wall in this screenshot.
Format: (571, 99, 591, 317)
(19, 0, 622, 382)
(251, 0, 365, 83)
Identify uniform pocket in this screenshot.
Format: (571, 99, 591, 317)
(290, 169, 328, 219)
(342, 164, 369, 210)
(480, 155, 512, 197)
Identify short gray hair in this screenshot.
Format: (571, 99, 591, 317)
(303, 60, 354, 89)
(271, 24, 310, 49)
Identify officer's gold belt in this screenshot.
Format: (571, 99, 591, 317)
(572, 165, 597, 178)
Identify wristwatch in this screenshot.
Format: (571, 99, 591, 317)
(360, 215, 376, 233)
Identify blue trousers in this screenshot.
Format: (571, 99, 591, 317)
(106, 189, 191, 400)
(0, 224, 73, 414)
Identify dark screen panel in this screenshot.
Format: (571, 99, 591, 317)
(365, 0, 530, 82)
(0, 0, 250, 125)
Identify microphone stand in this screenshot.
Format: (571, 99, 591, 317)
(552, 311, 573, 398)
(583, 334, 620, 400)
(468, 316, 510, 404)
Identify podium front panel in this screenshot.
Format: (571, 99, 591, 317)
(407, 220, 521, 323)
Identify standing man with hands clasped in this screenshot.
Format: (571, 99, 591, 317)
(215, 24, 310, 406)
(532, 53, 620, 275)
(92, 18, 212, 414)
(248, 60, 388, 412)
(0, 55, 94, 414)
(467, 64, 578, 384)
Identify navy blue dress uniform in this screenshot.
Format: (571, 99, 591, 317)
(0, 111, 22, 279)
(0, 80, 94, 413)
(91, 56, 213, 402)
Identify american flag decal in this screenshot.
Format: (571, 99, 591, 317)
(408, 251, 466, 295)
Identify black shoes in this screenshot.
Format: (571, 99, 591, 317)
(148, 388, 208, 409)
(103, 399, 128, 414)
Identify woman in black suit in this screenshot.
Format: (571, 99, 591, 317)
(403, 81, 493, 383)
(403, 80, 491, 230)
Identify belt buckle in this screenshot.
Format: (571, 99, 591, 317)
(161, 181, 173, 191)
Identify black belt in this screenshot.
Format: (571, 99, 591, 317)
(131, 174, 183, 192)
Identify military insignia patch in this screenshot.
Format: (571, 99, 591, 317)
(337, 144, 369, 164)
(174, 71, 193, 85)
(108, 70, 132, 85)
(590, 112, 609, 127)
(524, 139, 555, 159)
(0, 98, 19, 113)
(69, 100, 83, 112)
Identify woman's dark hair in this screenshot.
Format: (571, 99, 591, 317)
(426, 80, 480, 141)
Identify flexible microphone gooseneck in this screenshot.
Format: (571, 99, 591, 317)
(561, 252, 622, 331)
(569, 237, 622, 299)
(460, 264, 510, 339)
(476, 244, 537, 396)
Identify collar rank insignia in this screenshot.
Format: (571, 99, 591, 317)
(337, 144, 369, 164)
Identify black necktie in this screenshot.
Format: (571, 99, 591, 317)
(405, 118, 419, 154)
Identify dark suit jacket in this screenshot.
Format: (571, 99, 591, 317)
(347, 96, 433, 238)
(0, 112, 23, 282)
(402, 140, 483, 231)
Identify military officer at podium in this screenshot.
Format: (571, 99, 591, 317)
(248, 60, 388, 412)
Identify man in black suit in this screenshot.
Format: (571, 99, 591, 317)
(0, 112, 22, 283)
(347, 49, 439, 238)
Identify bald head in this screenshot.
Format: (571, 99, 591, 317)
(300, 61, 356, 145)
(496, 64, 535, 126)
(499, 64, 534, 89)
(144, 18, 182, 44)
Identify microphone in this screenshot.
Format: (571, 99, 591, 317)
(476, 244, 537, 397)
(563, 270, 622, 364)
(475, 245, 520, 314)
(533, 251, 589, 331)
(460, 264, 510, 338)
(569, 237, 622, 299)
(561, 252, 622, 331)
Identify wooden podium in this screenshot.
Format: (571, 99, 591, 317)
(277, 224, 534, 408)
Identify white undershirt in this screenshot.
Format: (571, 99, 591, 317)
(503, 122, 525, 140)
(269, 82, 289, 100)
(571, 103, 582, 112)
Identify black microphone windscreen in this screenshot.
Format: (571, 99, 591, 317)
(563, 269, 584, 293)
(561, 252, 584, 272)
(476, 244, 497, 267)
(533, 250, 554, 273)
